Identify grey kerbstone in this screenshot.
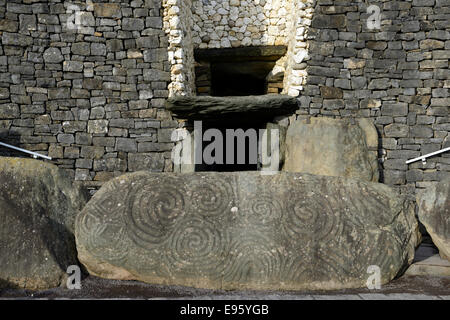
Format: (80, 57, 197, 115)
(283, 117, 379, 182)
(75, 171, 419, 291)
(417, 178, 450, 261)
(0, 158, 88, 290)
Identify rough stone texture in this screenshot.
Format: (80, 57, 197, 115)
(417, 178, 450, 261)
(163, 0, 313, 96)
(75, 171, 419, 291)
(0, 158, 88, 290)
(283, 117, 379, 182)
(0, 0, 177, 194)
(0, 0, 447, 199)
(300, 0, 450, 201)
(165, 94, 298, 122)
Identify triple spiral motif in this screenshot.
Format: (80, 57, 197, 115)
(77, 173, 408, 287)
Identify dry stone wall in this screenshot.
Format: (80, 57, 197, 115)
(298, 0, 450, 199)
(0, 0, 179, 192)
(0, 0, 448, 199)
(162, 0, 196, 97)
(191, 0, 293, 49)
(164, 0, 314, 97)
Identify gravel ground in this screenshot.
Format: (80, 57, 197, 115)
(0, 275, 449, 300)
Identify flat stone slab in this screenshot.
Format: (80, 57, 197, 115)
(417, 178, 450, 261)
(283, 117, 379, 182)
(75, 172, 419, 291)
(194, 46, 287, 62)
(165, 95, 298, 123)
(406, 244, 450, 276)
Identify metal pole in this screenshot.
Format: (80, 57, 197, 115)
(0, 141, 52, 160)
(405, 147, 450, 164)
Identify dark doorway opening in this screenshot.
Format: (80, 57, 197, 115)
(194, 121, 266, 172)
(194, 46, 287, 97)
(211, 61, 274, 96)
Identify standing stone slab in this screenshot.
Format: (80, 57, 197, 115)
(417, 178, 450, 261)
(283, 117, 379, 182)
(75, 172, 419, 291)
(0, 158, 88, 290)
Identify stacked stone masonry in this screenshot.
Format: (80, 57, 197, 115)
(164, 0, 314, 97)
(0, 0, 448, 200)
(300, 0, 450, 200)
(0, 0, 178, 192)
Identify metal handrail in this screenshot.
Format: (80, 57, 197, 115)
(406, 147, 450, 165)
(0, 141, 52, 160)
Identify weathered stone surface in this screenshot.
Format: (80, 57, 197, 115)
(165, 95, 298, 124)
(417, 178, 450, 261)
(283, 117, 379, 182)
(1, 32, 32, 46)
(0, 158, 88, 290)
(0, 104, 20, 119)
(320, 86, 343, 99)
(43, 47, 64, 64)
(194, 46, 287, 62)
(93, 3, 122, 18)
(75, 172, 419, 291)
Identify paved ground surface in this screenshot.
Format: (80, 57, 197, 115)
(0, 275, 449, 300)
(1, 239, 449, 300)
(406, 243, 450, 277)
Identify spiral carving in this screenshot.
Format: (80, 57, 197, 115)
(125, 178, 186, 248)
(78, 211, 129, 263)
(188, 176, 235, 218)
(283, 192, 340, 243)
(242, 193, 283, 226)
(75, 172, 416, 291)
(164, 217, 231, 277)
(224, 233, 282, 284)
